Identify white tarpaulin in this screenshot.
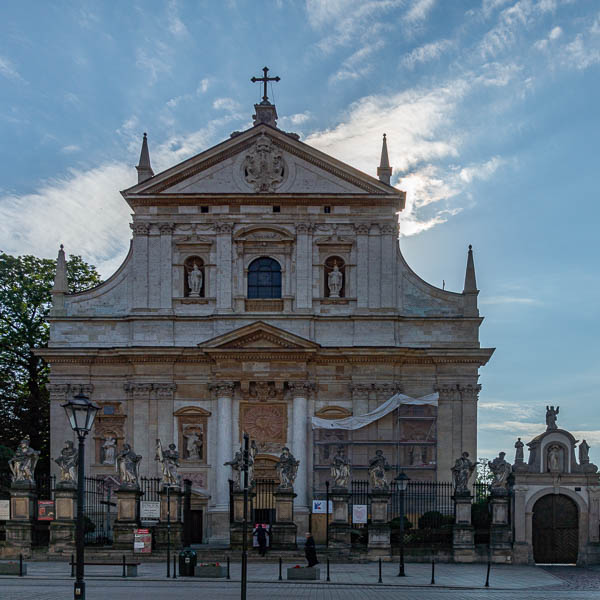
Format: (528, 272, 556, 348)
(311, 392, 438, 430)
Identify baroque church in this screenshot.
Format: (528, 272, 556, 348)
(41, 72, 494, 543)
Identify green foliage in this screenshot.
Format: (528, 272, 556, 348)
(417, 510, 454, 529)
(0, 252, 101, 473)
(0, 445, 14, 474)
(476, 457, 494, 485)
(389, 515, 413, 530)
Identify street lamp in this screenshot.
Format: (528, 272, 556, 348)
(62, 393, 99, 600)
(395, 471, 410, 577)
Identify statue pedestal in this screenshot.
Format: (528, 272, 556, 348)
(452, 493, 475, 563)
(368, 489, 391, 559)
(4, 483, 37, 558)
(271, 488, 297, 550)
(49, 484, 77, 555)
(489, 490, 512, 563)
(230, 489, 256, 550)
(113, 487, 141, 551)
(154, 487, 183, 551)
(329, 488, 351, 549)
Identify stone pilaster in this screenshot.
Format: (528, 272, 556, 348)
(229, 489, 256, 550)
(154, 383, 177, 475)
(5, 483, 37, 558)
(124, 383, 152, 474)
(49, 485, 77, 556)
(154, 486, 183, 550)
(215, 223, 233, 311)
(329, 488, 351, 550)
(434, 384, 460, 481)
(131, 222, 149, 310)
(295, 223, 313, 309)
(380, 223, 397, 308)
(368, 489, 391, 558)
(368, 223, 381, 308)
(159, 223, 174, 310)
(113, 488, 142, 551)
(351, 383, 371, 417)
(458, 384, 480, 472)
(512, 485, 529, 564)
(355, 223, 369, 309)
(452, 492, 475, 563)
(271, 488, 297, 550)
(489, 489, 512, 563)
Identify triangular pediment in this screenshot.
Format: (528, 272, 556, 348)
(122, 125, 402, 201)
(199, 322, 320, 351)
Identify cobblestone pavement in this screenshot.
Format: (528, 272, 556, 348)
(3, 580, 600, 600)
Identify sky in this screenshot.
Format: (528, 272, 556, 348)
(1, 0, 599, 465)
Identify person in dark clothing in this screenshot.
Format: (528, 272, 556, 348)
(253, 525, 269, 557)
(304, 531, 319, 567)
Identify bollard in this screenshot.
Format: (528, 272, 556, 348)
(378, 558, 382, 584)
(70, 554, 75, 578)
(278, 556, 282, 581)
(173, 553, 177, 579)
(485, 560, 491, 587)
(227, 555, 231, 580)
(430, 558, 435, 585)
(326, 557, 330, 582)
(19, 554, 23, 577)
(122, 555, 126, 578)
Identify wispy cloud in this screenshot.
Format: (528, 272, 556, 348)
(135, 41, 172, 84)
(60, 145, 81, 154)
(0, 56, 25, 82)
(403, 0, 436, 24)
(401, 39, 453, 69)
(480, 296, 540, 305)
(330, 40, 385, 82)
(212, 97, 242, 112)
(167, 0, 188, 37)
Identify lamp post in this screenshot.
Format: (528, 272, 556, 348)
(241, 432, 250, 600)
(395, 471, 409, 577)
(325, 480, 329, 548)
(62, 393, 100, 600)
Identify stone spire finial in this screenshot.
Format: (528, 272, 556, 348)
(377, 133, 392, 185)
(51, 244, 69, 315)
(251, 66, 280, 127)
(463, 244, 477, 293)
(136, 133, 154, 183)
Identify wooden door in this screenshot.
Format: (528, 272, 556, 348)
(532, 494, 578, 564)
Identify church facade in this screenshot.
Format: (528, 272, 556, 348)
(41, 91, 494, 542)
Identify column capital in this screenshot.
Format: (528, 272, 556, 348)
(458, 384, 482, 401)
(434, 383, 461, 401)
(354, 223, 370, 235)
(215, 222, 233, 234)
(295, 222, 315, 234)
(374, 383, 401, 396)
(159, 222, 175, 235)
(124, 382, 153, 397)
(130, 222, 149, 236)
(287, 381, 314, 397)
(210, 381, 235, 397)
(154, 383, 177, 397)
(47, 383, 71, 399)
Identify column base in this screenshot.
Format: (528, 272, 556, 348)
(48, 521, 76, 556)
(271, 523, 297, 550)
(3, 521, 34, 558)
(452, 524, 475, 562)
(207, 509, 230, 545)
(229, 523, 254, 550)
(368, 522, 391, 557)
(113, 522, 138, 551)
(154, 523, 183, 551)
(329, 523, 351, 549)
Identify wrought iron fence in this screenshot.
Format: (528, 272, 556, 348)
(83, 477, 116, 545)
(140, 477, 161, 502)
(251, 479, 277, 525)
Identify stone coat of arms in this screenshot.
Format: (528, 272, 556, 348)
(243, 134, 285, 192)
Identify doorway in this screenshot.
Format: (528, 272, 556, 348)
(532, 494, 578, 563)
(187, 509, 203, 544)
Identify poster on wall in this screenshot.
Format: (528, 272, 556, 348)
(134, 528, 152, 553)
(38, 500, 55, 521)
(0, 500, 10, 520)
(140, 501, 160, 520)
(311, 500, 332, 514)
(352, 504, 367, 524)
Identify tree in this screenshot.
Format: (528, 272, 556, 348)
(0, 252, 101, 474)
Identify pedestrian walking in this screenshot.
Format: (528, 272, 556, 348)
(304, 531, 319, 567)
(253, 524, 269, 557)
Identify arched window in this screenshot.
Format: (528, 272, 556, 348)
(325, 256, 345, 298)
(248, 257, 281, 299)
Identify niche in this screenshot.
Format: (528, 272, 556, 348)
(184, 256, 205, 298)
(324, 256, 345, 298)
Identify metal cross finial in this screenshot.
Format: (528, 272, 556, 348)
(251, 66, 280, 103)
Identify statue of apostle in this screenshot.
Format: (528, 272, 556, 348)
(330, 445, 351, 489)
(276, 447, 299, 489)
(579, 440, 591, 465)
(514, 438, 524, 464)
(368, 449, 390, 490)
(55, 440, 78, 485)
(488, 452, 512, 492)
(115, 443, 142, 488)
(451, 452, 476, 495)
(9, 436, 40, 485)
(327, 261, 343, 298)
(155, 439, 180, 487)
(546, 405, 559, 431)
(224, 449, 244, 490)
(188, 263, 203, 297)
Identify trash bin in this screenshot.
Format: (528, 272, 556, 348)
(179, 548, 197, 576)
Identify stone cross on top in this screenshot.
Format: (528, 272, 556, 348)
(251, 66, 280, 103)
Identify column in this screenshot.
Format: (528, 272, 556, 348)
(459, 384, 480, 466)
(289, 382, 311, 512)
(435, 384, 460, 481)
(148, 225, 161, 308)
(355, 224, 369, 308)
(131, 222, 149, 309)
(351, 383, 371, 417)
(215, 223, 233, 311)
(159, 223, 174, 310)
(124, 383, 152, 477)
(512, 484, 529, 564)
(380, 223, 396, 308)
(213, 382, 235, 508)
(368, 223, 381, 308)
(47, 384, 72, 481)
(155, 383, 176, 468)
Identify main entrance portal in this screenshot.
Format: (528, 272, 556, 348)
(532, 494, 578, 564)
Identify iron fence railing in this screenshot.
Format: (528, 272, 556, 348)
(251, 479, 277, 526)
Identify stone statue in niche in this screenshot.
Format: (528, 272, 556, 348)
(451, 451, 476, 495)
(579, 440, 590, 465)
(155, 439, 180, 487)
(514, 438, 524, 463)
(546, 405, 559, 431)
(115, 443, 142, 488)
(368, 449, 390, 490)
(488, 452, 512, 492)
(327, 261, 343, 298)
(183, 426, 203, 461)
(187, 263, 203, 297)
(9, 436, 40, 485)
(330, 445, 351, 489)
(55, 440, 78, 485)
(547, 444, 562, 472)
(101, 437, 117, 465)
(276, 446, 299, 489)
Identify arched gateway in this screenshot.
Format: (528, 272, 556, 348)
(532, 494, 578, 564)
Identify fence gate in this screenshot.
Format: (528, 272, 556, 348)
(252, 479, 276, 525)
(533, 494, 578, 564)
(83, 477, 115, 545)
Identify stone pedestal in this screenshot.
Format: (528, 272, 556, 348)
(154, 487, 183, 551)
(113, 487, 141, 551)
(230, 489, 256, 550)
(368, 489, 391, 558)
(452, 493, 475, 563)
(4, 483, 37, 558)
(489, 490, 512, 563)
(49, 484, 77, 555)
(329, 488, 351, 549)
(271, 488, 297, 550)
